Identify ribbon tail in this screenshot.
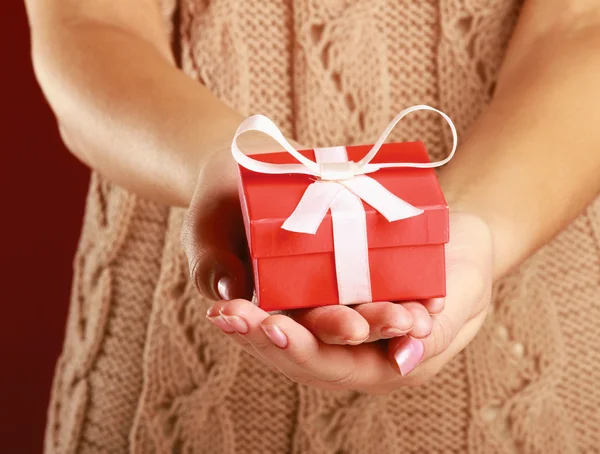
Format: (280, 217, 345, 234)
(342, 175, 423, 222)
(330, 189, 372, 305)
(282, 181, 343, 234)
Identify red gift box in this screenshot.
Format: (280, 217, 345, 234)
(237, 141, 449, 312)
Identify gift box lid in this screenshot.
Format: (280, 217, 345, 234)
(238, 141, 449, 259)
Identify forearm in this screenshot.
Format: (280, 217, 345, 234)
(29, 15, 243, 206)
(441, 8, 600, 279)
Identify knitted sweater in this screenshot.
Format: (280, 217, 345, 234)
(45, 1, 600, 453)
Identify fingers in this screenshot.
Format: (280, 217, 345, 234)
(422, 297, 445, 315)
(206, 300, 268, 363)
(385, 213, 495, 380)
(289, 305, 370, 345)
(398, 302, 432, 339)
(181, 151, 253, 301)
(388, 267, 487, 377)
(382, 302, 435, 378)
(387, 300, 468, 377)
(352, 302, 414, 341)
(217, 299, 357, 384)
(290, 301, 428, 345)
(262, 313, 399, 389)
(192, 246, 251, 301)
(207, 299, 399, 390)
(417, 260, 490, 363)
(415, 310, 489, 380)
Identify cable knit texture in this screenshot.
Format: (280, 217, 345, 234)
(45, 1, 600, 453)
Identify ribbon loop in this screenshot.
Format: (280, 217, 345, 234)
(232, 105, 457, 177)
(231, 114, 320, 177)
(358, 105, 458, 170)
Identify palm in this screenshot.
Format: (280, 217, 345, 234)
(304, 211, 494, 392)
(198, 208, 494, 393)
(315, 211, 494, 392)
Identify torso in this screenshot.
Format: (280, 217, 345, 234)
(44, 2, 600, 453)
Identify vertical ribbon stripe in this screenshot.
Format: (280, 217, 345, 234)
(313, 147, 372, 304)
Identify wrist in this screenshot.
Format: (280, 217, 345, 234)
(178, 113, 249, 206)
(440, 169, 531, 281)
(187, 126, 302, 207)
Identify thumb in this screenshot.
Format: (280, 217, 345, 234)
(181, 153, 253, 301)
(182, 135, 306, 301)
(389, 213, 493, 378)
(388, 299, 470, 378)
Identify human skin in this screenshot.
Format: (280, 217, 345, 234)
(26, 0, 600, 391)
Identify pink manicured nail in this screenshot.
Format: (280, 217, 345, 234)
(261, 324, 288, 348)
(217, 275, 235, 300)
(219, 313, 249, 334)
(206, 315, 236, 334)
(394, 337, 424, 376)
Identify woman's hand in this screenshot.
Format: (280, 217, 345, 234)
(200, 212, 493, 393)
(181, 137, 443, 346)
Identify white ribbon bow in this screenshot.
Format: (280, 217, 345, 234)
(232, 105, 457, 305)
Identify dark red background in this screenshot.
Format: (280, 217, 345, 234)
(1, 4, 90, 453)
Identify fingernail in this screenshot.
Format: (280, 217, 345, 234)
(394, 337, 424, 376)
(344, 337, 368, 346)
(206, 314, 236, 333)
(217, 275, 235, 300)
(381, 327, 410, 338)
(219, 313, 249, 334)
(261, 324, 288, 349)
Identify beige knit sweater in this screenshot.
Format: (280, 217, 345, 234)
(45, 1, 600, 453)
